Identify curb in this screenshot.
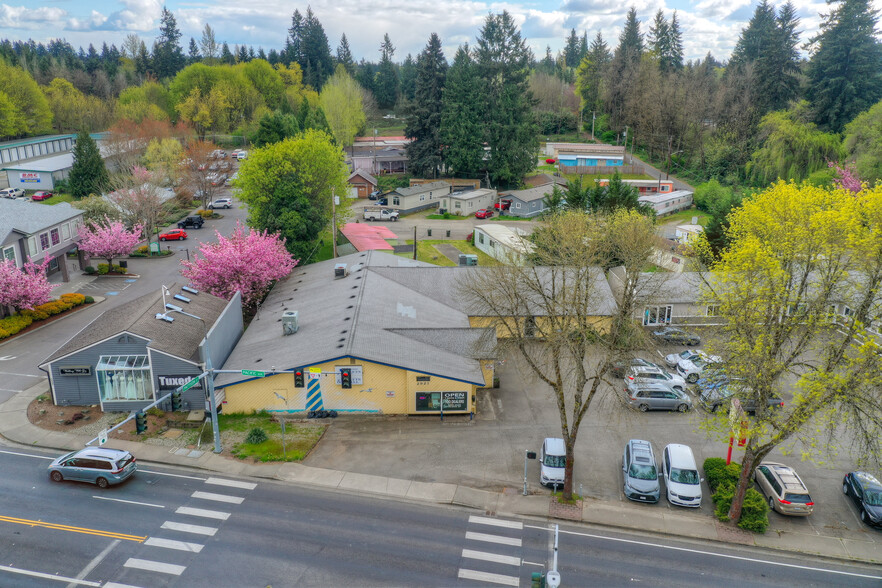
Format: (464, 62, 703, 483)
(0, 297, 105, 349)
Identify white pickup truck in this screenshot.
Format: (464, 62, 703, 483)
(363, 207, 400, 221)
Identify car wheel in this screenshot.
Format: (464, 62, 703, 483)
(687, 374, 699, 383)
(843, 481, 849, 495)
(711, 403, 719, 413)
(50, 471, 63, 482)
(861, 509, 868, 523)
(768, 496, 775, 511)
(160, 237, 166, 241)
(96, 477, 109, 489)
(677, 403, 689, 413)
(638, 404, 649, 412)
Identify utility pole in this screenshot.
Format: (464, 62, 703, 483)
(412, 226, 417, 261)
(373, 128, 378, 176)
(331, 187, 338, 259)
(591, 111, 596, 142)
(665, 135, 673, 180)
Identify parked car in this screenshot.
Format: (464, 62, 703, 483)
(178, 215, 204, 229)
(539, 437, 566, 488)
(622, 439, 660, 503)
(611, 357, 659, 379)
(48, 448, 137, 488)
(494, 199, 512, 211)
(0, 187, 25, 198)
(842, 471, 882, 527)
(699, 383, 784, 413)
(363, 207, 400, 221)
(665, 349, 701, 368)
(626, 365, 687, 392)
(754, 462, 814, 516)
(661, 444, 702, 507)
(236, 150, 248, 160)
(676, 352, 721, 383)
(31, 190, 53, 201)
(159, 229, 187, 241)
(653, 326, 701, 346)
(475, 209, 494, 219)
(209, 197, 232, 209)
(208, 162, 219, 172)
(377, 198, 388, 206)
(368, 190, 381, 200)
(219, 161, 231, 172)
(625, 381, 692, 412)
(211, 173, 228, 186)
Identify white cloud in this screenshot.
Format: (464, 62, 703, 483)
(693, 0, 752, 20)
(0, 4, 67, 29)
(68, 10, 108, 31)
(104, 0, 162, 31)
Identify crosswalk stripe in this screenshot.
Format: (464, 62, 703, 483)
(175, 506, 230, 520)
(205, 477, 257, 490)
(104, 583, 141, 588)
(468, 516, 523, 530)
(124, 558, 185, 576)
(458, 568, 520, 587)
(191, 491, 245, 504)
(461, 549, 521, 566)
(465, 532, 522, 547)
(144, 537, 204, 553)
(161, 521, 217, 536)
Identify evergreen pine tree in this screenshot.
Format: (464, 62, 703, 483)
(405, 33, 448, 178)
(441, 44, 484, 178)
(616, 7, 644, 66)
(564, 28, 581, 68)
(337, 34, 355, 74)
(399, 54, 418, 102)
(648, 10, 670, 60)
(237, 45, 249, 63)
(667, 11, 685, 72)
(69, 131, 109, 199)
(356, 59, 376, 95)
(576, 32, 611, 120)
(188, 38, 200, 63)
(153, 7, 185, 78)
(807, 0, 882, 132)
(287, 10, 304, 65)
(301, 8, 334, 89)
(375, 34, 399, 109)
(220, 42, 235, 65)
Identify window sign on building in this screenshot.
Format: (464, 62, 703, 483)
(96, 355, 153, 402)
(51, 228, 60, 245)
(40, 233, 50, 250)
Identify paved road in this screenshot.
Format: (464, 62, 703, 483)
(0, 192, 248, 405)
(1, 446, 879, 587)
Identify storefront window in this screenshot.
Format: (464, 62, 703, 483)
(40, 233, 50, 250)
(96, 355, 153, 402)
(51, 228, 60, 245)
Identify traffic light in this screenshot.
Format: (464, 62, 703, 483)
(171, 389, 182, 411)
(340, 368, 352, 389)
(294, 370, 305, 388)
(135, 411, 147, 434)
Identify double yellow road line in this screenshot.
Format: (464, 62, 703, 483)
(0, 515, 146, 542)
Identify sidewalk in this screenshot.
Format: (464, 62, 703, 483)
(1, 380, 879, 565)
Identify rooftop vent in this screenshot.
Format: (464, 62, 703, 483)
(182, 286, 199, 294)
(165, 303, 183, 312)
(334, 263, 348, 279)
(155, 313, 173, 323)
(174, 294, 190, 303)
(282, 310, 299, 336)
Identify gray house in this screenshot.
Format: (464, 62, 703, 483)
(40, 284, 243, 413)
(606, 268, 716, 326)
(0, 199, 85, 283)
(504, 184, 560, 218)
(388, 181, 451, 214)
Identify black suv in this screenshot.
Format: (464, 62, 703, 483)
(178, 216, 204, 229)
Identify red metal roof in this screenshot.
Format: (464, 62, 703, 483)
(341, 223, 397, 251)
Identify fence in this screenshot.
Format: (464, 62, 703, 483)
(558, 165, 645, 176)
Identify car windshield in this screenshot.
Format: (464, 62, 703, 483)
(670, 467, 700, 484)
(678, 351, 693, 360)
(628, 463, 657, 480)
(863, 490, 882, 506)
(544, 454, 566, 468)
(784, 493, 812, 504)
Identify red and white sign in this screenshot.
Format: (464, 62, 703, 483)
(20, 172, 41, 184)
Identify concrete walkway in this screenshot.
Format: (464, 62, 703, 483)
(1, 380, 879, 565)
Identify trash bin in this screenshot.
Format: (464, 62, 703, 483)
(446, 230, 450, 237)
(119, 260, 128, 269)
(427, 229, 432, 236)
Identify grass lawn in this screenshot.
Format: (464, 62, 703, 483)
(426, 214, 471, 220)
(492, 214, 532, 221)
(660, 208, 709, 226)
(41, 193, 75, 205)
(394, 239, 497, 266)
(217, 412, 326, 462)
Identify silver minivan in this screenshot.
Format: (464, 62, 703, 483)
(623, 439, 660, 503)
(539, 437, 566, 488)
(48, 448, 137, 488)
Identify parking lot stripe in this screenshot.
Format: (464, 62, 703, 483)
(145, 537, 204, 553)
(123, 558, 185, 576)
(457, 568, 520, 586)
(461, 549, 521, 566)
(205, 477, 257, 490)
(464, 532, 522, 547)
(160, 521, 217, 536)
(104, 583, 141, 588)
(468, 516, 523, 530)
(175, 506, 230, 520)
(191, 491, 244, 504)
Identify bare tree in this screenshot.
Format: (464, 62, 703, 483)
(182, 140, 221, 209)
(458, 210, 663, 500)
(109, 167, 165, 250)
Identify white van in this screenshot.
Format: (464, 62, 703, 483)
(539, 437, 566, 488)
(661, 443, 703, 507)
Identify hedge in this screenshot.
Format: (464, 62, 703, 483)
(0, 293, 89, 340)
(704, 457, 743, 493)
(704, 457, 769, 533)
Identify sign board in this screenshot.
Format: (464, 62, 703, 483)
(334, 366, 363, 385)
(386, 390, 395, 397)
(158, 375, 202, 390)
(59, 366, 91, 376)
(20, 172, 40, 184)
(181, 377, 200, 392)
(442, 391, 468, 411)
(98, 429, 108, 446)
(241, 369, 266, 378)
(308, 367, 322, 380)
(149, 242, 161, 253)
(415, 391, 468, 412)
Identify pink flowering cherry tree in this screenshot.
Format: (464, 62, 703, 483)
(0, 258, 54, 312)
(827, 162, 863, 193)
(181, 221, 297, 309)
(78, 218, 144, 269)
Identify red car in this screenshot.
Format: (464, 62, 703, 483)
(159, 229, 187, 241)
(475, 209, 494, 219)
(494, 199, 512, 211)
(31, 191, 53, 201)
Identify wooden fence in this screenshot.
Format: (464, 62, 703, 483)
(558, 165, 645, 176)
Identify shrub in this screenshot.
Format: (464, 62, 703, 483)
(198, 209, 213, 218)
(60, 293, 86, 306)
(96, 263, 109, 275)
(112, 264, 126, 274)
(546, 158, 556, 164)
(466, 232, 474, 244)
(84, 266, 96, 274)
(703, 457, 742, 492)
(711, 481, 770, 533)
(0, 314, 34, 340)
(245, 427, 268, 445)
(84, 295, 94, 304)
(21, 307, 49, 320)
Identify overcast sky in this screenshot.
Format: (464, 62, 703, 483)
(0, 0, 863, 64)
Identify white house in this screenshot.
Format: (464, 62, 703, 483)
(675, 224, 704, 244)
(473, 224, 534, 265)
(440, 188, 496, 216)
(638, 190, 694, 216)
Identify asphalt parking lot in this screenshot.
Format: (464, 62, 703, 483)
(305, 338, 881, 543)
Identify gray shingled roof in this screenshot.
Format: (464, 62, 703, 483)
(395, 181, 451, 196)
(348, 169, 377, 184)
(214, 251, 493, 389)
(0, 200, 83, 242)
(41, 284, 228, 366)
(505, 184, 560, 203)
